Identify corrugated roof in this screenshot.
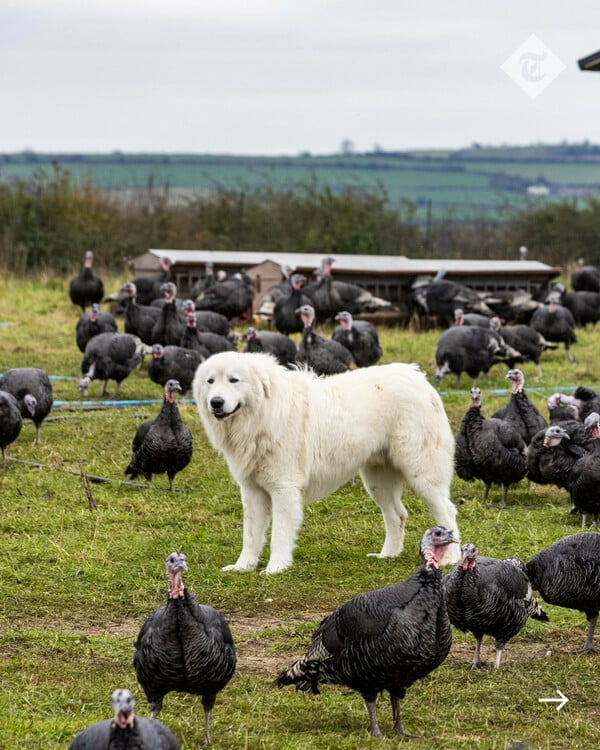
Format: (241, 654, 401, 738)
(148, 248, 560, 276)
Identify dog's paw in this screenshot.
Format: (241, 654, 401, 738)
(262, 560, 292, 574)
(366, 551, 398, 559)
(221, 562, 257, 572)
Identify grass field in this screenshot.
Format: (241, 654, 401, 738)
(1, 273, 600, 749)
(2, 148, 600, 223)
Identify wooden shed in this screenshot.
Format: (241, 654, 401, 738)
(133, 248, 561, 323)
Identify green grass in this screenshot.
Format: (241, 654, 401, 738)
(2, 150, 600, 223)
(1, 274, 600, 748)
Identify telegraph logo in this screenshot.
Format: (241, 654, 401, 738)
(501, 35, 566, 99)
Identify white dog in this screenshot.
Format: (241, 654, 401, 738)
(193, 351, 460, 574)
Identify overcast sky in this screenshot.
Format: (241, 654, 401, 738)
(2, 0, 599, 155)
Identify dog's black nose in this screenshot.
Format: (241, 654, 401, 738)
(210, 397, 225, 412)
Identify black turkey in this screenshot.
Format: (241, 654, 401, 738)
(276, 526, 455, 738)
(124, 379, 192, 491)
(255, 263, 294, 323)
(567, 413, 600, 527)
(193, 310, 233, 338)
(547, 392, 580, 423)
(195, 270, 253, 321)
(491, 369, 547, 445)
(190, 261, 216, 301)
(571, 257, 600, 293)
(452, 308, 491, 328)
(69, 250, 104, 311)
(434, 326, 517, 386)
(443, 543, 548, 669)
(118, 282, 162, 345)
(181, 300, 235, 355)
(332, 310, 382, 367)
(0, 367, 53, 445)
(178, 303, 211, 358)
(489, 317, 557, 380)
(151, 283, 186, 346)
(302, 263, 342, 323)
(79, 332, 146, 399)
(147, 344, 204, 396)
(553, 283, 600, 327)
(530, 292, 577, 363)
(297, 304, 357, 376)
(572, 386, 600, 422)
(454, 387, 527, 505)
(481, 288, 542, 325)
(68, 688, 181, 749)
(134, 552, 236, 746)
(273, 273, 312, 335)
(322, 257, 392, 315)
(424, 269, 493, 326)
(243, 326, 298, 368)
(75, 303, 118, 353)
(129, 256, 173, 306)
(527, 532, 600, 653)
(526, 422, 592, 493)
(0, 391, 22, 465)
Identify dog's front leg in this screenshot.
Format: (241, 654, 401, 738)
(222, 483, 271, 572)
(263, 488, 304, 574)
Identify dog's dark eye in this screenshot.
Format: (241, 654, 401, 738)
(207, 377, 214, 384)
(229, 377, 239, 383)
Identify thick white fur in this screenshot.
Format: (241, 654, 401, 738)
(193, 351, 460, 574)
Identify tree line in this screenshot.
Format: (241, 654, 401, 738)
(0, 163, 598, 275)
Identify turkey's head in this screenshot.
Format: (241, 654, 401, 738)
(543, 425, 570, 448)
(469, 387, 482, 408)
(23, 394, 37, 417)
(584, 412, 600, 440)
(151, 344, 165, 360)
(162, 282, 177, 303)
(506, 369, 525, 394)
(110, 689, 135, 729)
(420, 527, 455, 568)
(165, 380, 182, 404)
(460, 543, 478, 571)
(166, 551, 188, 599)
(296, 305, 316, 330)
(335, 311, 353, 331)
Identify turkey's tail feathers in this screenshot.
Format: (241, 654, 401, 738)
(276, 660, 321, 694)
(529, 598, 550, 622)
(506, 557, 550, 622)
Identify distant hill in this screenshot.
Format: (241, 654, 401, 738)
(2, 143, 599, 223)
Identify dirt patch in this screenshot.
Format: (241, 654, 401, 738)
(0, 611, 328, 677)
(227, 612, 327, 676)
(2, 611, 590, 678)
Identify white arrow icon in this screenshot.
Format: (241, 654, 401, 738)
(538, 689, 568, 711)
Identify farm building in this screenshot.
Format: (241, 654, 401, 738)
(131, 248, 561, 323)
(578, 49, 600, 71)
